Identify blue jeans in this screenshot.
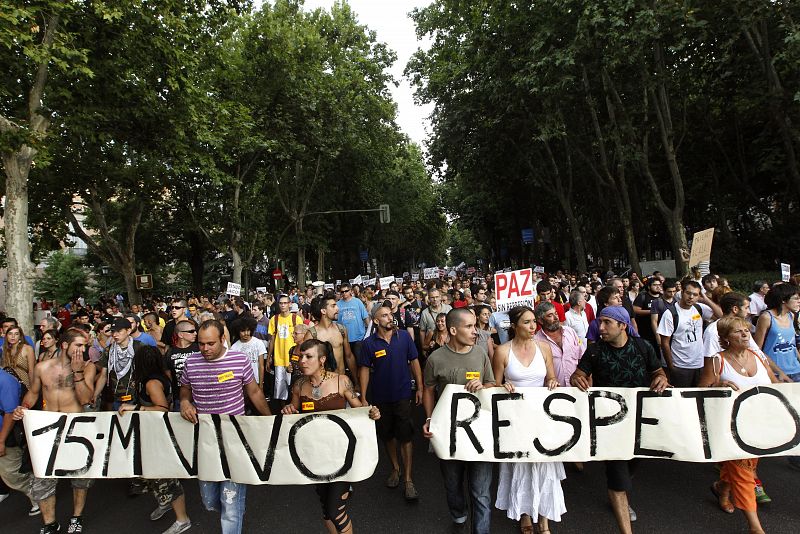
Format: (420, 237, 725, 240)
(199, 480, 247, 534)
(439, 460, 492, 534)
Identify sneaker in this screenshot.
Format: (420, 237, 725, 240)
(628, 505, 637, 522)
(162, 520, 192, 534)
(128, 480, 148, 497)
(385, 469, 400, 488)
(39, 523, 60, 534)
(151, 503, 172, 521)
(0, 493, 9, 504)
(29, 504, 41, 516)
(755, 484, 772, 504)
(67, 516, 83, 534)
(404, 480, 419, 501)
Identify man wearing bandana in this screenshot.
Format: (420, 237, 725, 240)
(570, 306, 669, 534)
(96, 318, 145, 410)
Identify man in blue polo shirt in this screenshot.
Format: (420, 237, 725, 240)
(358, 303, 423, 502)
(337, 283, 369, 357)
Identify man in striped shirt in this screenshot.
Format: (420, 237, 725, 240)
(179, 320, 271, 534)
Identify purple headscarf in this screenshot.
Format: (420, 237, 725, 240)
(598, 305, 639, 337)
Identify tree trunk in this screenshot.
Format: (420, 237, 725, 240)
(2, 152, 36, 334)
(121, 262, 142, 306)
(296, 219, 306, 289)
(231, 245, 243, 285)
(188, 230, 205, 295)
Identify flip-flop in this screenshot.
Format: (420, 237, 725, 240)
(711, 482, 735, 514)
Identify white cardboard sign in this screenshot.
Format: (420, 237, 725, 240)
(226, 282, 242, 296)
(423, 267, 439, 280)
(781, 263, 791, 283)
(25, 409, 378, 485)
(379, 276, 394, 289)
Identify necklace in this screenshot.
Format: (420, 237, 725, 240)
(728, 351, 749, 374)
(311, 370, 328, 400)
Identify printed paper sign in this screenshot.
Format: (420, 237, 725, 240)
(365, 278, 376, 287)
(379, 276, 394, 289)
(324, 284, 334, 290)
(430, 384, 800, 463)
(25, 409, 378, 485)
(688, 228, 715, 268)
(423, 267, 439, 280)
(781, 263, 791, 283)
(395, 277, 403, 284)
(494, 269, 535, 311)
(411, 273, 419, 281)
(256, 286, 267, 293)
(226, 282, 241, 296)
(533, 266, 545, 274)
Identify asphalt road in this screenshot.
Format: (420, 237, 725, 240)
(4, 410, 799, 534)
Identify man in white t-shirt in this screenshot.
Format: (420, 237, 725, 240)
(230, 317, 268, 388)
(657, 280, 713, 387)
(564, 290, 589, 342)
(748, 281, 770, 321)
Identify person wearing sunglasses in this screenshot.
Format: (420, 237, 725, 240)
(160, 300, 188, 352)
(164, 319, 199, 412)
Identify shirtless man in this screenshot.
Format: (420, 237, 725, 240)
(14, 328, 96, 534)
(304, 294, 360, 389)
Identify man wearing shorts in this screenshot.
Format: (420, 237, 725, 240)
(359, 304, 423, 501)
(268, 295, 301, 408)
(15, 328, 97, 534)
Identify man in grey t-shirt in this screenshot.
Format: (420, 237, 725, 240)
(422, 308, 495, 534)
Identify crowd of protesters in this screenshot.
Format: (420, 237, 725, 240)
(0, 267, 798, 534)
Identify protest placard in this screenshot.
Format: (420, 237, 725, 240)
(533, 266, 545, 274)
(423, 267, 439, 280)
(411, 273, 419, 281)
(379, 276, 394, 289)
(324, 283, 334, 290)
(688, 228, 715, 268)
(429, 384, 800, 463)
(256, 286, 267, 294)
(24, 408, 378, 485)
(781, 263, 791, 283)
(226, 282, 241, 296)
(494, 268, 535, 311)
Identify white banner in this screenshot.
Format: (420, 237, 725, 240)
(430, 384, 800, 462)
(226, 282, 241, 296)
(494, 268, 535, 312)
(24, 408, 378, 485)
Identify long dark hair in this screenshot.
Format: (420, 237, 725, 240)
(132, 345, 168, 385)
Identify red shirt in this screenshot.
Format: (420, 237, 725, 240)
(57, 309, 72, 328)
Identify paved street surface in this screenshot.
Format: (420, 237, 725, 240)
(4, 407, 799, 533)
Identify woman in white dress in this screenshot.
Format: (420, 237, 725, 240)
(493, 305, 565, 534)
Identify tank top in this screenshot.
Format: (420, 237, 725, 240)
(714, 350, 771, 389)
(299, 375, 347, 412)
(3, 345, 31, 389)
(761, 312, 800, 375)
(505, 342, 547, 387)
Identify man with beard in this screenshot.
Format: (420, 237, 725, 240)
(534, 301, 586, 387)
(304, 294, 359, 388)
(633, 278, 663, 348)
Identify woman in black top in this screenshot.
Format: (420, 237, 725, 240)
(118, 346, 192, 534)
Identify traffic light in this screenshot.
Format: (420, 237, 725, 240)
(379, 204, 390, 223)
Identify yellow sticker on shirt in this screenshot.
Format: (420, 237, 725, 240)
(291, 354, 299, 362)
(302, 402, 315, 411)
(466, 371, 480, 380)
(217, 371, 234, 383)
(375, 349, 387, 358)
(120, 395, 132, 402)
(692, 314, 701, 320)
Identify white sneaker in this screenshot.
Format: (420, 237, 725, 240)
(628, 505, 637, 522)
(0, 493, 9, 504)
(162, 520, 191, 534)
(29, 504, 41, 516)
(150, 503, 171, 521)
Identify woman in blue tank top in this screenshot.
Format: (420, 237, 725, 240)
(754, 284, 800, 381)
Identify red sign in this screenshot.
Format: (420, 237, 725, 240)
(272, 269, 283, 280)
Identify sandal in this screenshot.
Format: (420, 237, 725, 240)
(711, 482, 735, 514)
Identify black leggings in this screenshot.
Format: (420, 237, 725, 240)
(315, 481, 352, 532)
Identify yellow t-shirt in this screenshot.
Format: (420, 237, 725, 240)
(268, 313, 300, 367)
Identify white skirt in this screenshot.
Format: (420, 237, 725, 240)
(495, 461, 567, 522)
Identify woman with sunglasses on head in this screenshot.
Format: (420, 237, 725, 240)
(282, 339, 379, 534)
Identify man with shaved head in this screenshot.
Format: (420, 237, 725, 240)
(422, 307, 495, 533)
